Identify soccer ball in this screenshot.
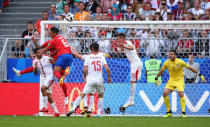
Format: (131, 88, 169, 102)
(65, 13, 74, 22)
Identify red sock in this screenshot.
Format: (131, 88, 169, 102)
(61, 69, 65, 76)
(20, 66, 34, 74)
(62, 83, 68, 97)
(54, 71, 61, 80)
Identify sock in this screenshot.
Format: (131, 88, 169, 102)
(97, 98, 103, 115)
(50, 102, 59, 113)
(164, 96, 170, 112)
(72, 96, 82, 111)
(61, 69, 65, 75)
(65, 97, 68, 102)
(180, 97, 185, 112)
(54, 71, 61, 80)
(43, 96, 48, 108)
(83, 95, 88, 107)
(88, 96, 94, 112)
(129, 83, 136, 102)
(20, 66, 33, 74)
(61, 83, 68, 97)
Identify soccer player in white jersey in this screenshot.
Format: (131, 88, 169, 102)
(116, 33, 143, 113)
(33, 48, 59, 117)
(66, 42, 111, 118)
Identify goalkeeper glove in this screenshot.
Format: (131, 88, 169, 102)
(198, 73, 206, 83)
(155, 77, 161, 87)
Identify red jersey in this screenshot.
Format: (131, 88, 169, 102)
(42, 41, 58, 61)
(47, 35, 72, 57)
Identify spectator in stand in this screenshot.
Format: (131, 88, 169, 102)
(56, 0, 67, 14)
(62, 4, 71, 17)
(173, 0, 186, 20)
(188, 0, 204, 19)
(184, 0, 194, 10)
(102, 12, 110, 21)
(108, 4, 123, 21)
(119, 0, 129, 14)
(124, 4, 136, 21)
(0, 0, 4, 13)
(176, 30, 194, 58)
(153, 12, 164, 20)
(183, 11, 196, 20)
(204, 8, 210, 18)
(26, 31, 40, 58)
(143, 29, 165, 57)
(167, 10, 175, 20)
(22, 21, 35, 44)
(167, 0, 179, 11)
(69, 31, 80, 51)
(129, 29, 140, 53)
(100, 0, 116, 13)
(35, 10, 51, 33)
(49, 4, 59, 20)
(86, 0, 98, 14)
(11, 40, 24, 58)
(98, 30, 111, 54)
(140, 2, 155, 21)
(70, 0, 80, 14)
(75, 2, 89, 21)
(92, 6, 103, 20)
(201, 0, 210, 10)
(157, 0, 168, 21)
(144, 0, 159, 10)
(135, 2, 143, 15)
(195, 30, 209, 58)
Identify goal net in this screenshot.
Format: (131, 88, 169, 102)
(40, 21, 210, 116)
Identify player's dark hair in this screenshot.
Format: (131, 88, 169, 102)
(117, 33, 126, 38)
(169, 49, 177, 55)
(42, 10, 49, 15)
(33, 48, 40, 54)
(50, 27, 59, 34)
(90, 42, 99, 52)
(27, 21, 34, 25)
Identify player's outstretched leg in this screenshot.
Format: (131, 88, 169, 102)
(97, 94, 104, 118)
(40, 86, 49, 112)
(84, 94, 94, 118)
(81, 95, 88, 115)
(13, 66, 34, 77)
(66, 93, 86, 117)
(178, 91, 186, 117)
(120, 82, 136, 113)
(163, 88, 173, 117)
(48, 93, 59, 117)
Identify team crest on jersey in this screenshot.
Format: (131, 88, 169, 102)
(176, 64, 180, 68)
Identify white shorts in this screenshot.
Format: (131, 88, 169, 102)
(40, 75, 54, 93)
(83, 81, 104, 95)
(130, 62, 143, 82)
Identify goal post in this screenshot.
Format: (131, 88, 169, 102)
(40, 21, 210, 116)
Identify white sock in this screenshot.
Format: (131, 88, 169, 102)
(88, 95, 94, 112)
(129, 83, 136, 102)
(72, 96, 82, 111)
(50, 102, 59, 113)
(65, 97, 68, 101)
(83, 95, 88, 107)
(43, 96, 48, 108)
(97, 98, 103, 115)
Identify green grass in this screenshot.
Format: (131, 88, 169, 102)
(0, 116, 209, 127)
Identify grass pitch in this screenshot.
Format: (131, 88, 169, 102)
(0, 116, 209, 127)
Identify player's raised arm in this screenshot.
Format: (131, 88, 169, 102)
(71, 46, 83, 59)
(187, 66, 206, 83)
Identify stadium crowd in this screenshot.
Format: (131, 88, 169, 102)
(12, 0, 210, 59)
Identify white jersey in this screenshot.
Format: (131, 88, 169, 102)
(32, 55, 53, 78)
(124, 40, 141, 64)
(84, 53, 107, 83)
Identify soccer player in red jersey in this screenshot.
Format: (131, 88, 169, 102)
(40, 27, 73, 87)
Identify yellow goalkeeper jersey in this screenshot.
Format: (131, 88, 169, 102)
(162, 58, 189, 82)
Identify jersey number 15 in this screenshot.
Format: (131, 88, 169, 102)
(91, 61, 102, 71)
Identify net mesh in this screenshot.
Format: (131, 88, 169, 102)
(40, 21, 209, 116)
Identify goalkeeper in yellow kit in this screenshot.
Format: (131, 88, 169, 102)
(155, 50, 206, 117)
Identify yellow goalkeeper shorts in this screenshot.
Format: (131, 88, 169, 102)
(165, 80, 185, 91)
